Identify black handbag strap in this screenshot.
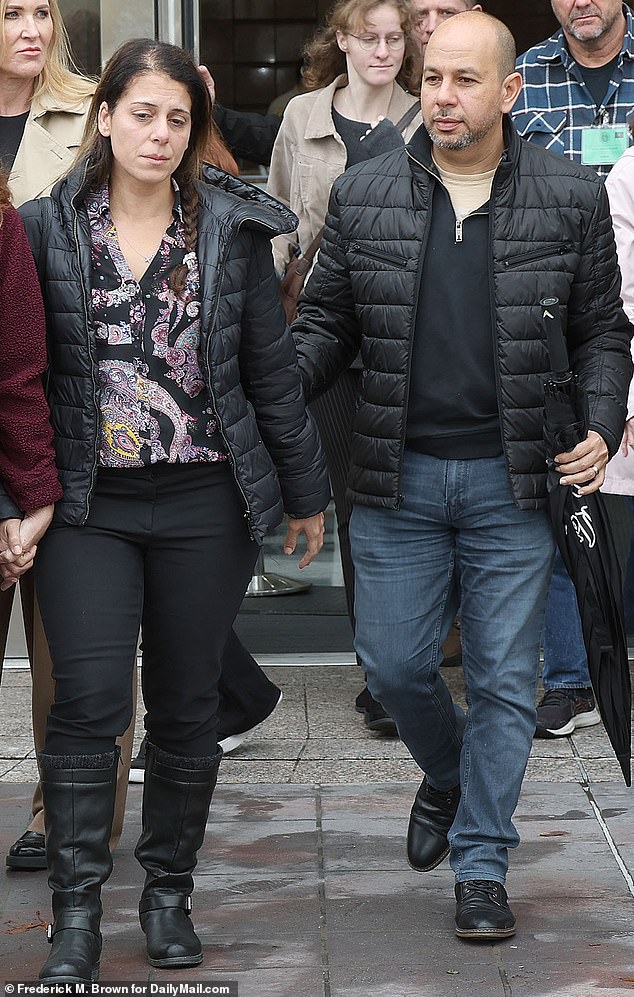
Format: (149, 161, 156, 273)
(394, 103, 420, 133)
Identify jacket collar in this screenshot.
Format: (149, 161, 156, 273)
(30, 88, 93, 119)
(304, 74, 349, 140)
(199, 164, 298, 236)
(406, 115, 519, 189)
(535, 3, 634, 68)
(54, 158, 298, 238)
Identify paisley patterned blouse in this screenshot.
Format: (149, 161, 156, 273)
(86, 183, 228, 468)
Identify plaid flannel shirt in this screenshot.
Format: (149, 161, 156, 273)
(513, 4, 634, 177)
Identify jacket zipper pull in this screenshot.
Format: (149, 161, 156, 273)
(455, 217, 463, 243)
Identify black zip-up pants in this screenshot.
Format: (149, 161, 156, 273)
(35, 462, 258, 757)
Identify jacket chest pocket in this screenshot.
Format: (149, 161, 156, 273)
(501, 242, 572, 270)
(513, 110, 567, 156)
(291, 160, 314, 212)
(348, 242, 409, 268)
(292, 158, 341, 214)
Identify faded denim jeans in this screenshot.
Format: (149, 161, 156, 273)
(350, 451, 555, 884)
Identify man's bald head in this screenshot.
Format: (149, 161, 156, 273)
(425, 10, 517, 82)
(422, 11, 522, 167)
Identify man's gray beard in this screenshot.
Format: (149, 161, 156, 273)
(567, 7, 620, 41)
(428, 128, 476, 150)
(426, 107, 502, 152)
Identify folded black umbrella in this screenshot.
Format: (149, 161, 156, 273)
(541, 297, 631, 785)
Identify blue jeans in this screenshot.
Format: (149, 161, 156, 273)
(541, 550, 589, 690)
(350, 452, 555, 884)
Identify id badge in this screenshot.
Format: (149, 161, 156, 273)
(581, 125, 630, 166)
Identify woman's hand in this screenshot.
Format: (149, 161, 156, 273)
(282, 512, 325, 568)
(198, 65, 215, 105)
(19, 504, 54, 550)
(0, 505, 54, 589)
(620, 417, 634, 457)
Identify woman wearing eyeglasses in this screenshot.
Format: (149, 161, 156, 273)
(267, 0, 420, 277)
(267, 0, 421, 733)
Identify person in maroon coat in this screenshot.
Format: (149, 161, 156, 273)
(0, 175, 61, 589)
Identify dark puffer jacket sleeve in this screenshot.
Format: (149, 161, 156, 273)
(237, 228, 331, 519)
(292, 186, 361, 399)
(213, 104, 280, 167)
(0, 205, 62, 518)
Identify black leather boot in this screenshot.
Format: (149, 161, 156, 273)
(38, 749, 119, 985)
(135, 743, 222, 968)
(407, 776, 460, 871)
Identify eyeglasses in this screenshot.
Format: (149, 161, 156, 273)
(347, 32, 406, 51)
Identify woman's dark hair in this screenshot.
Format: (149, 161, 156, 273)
(76, 38, 213, 294)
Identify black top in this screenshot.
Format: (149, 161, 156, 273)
(0, 111, 28, 171)
(406, 182, 502, 459)
(578, 55, 620, 109)
(332, 108, 404, 168)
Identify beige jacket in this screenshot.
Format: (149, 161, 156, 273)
(9, 87, 94, 207)
(266, 75, 421, 274)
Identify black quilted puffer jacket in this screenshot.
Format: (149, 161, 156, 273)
(293, 117, 633, 511)
(17, 160, 330, 542)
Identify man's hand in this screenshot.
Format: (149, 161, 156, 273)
(555, 429, 609, 494)
(282, 512, 325, 568)
(198, 65, 215, 105)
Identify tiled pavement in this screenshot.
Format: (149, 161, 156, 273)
(1, 664, 634, 996)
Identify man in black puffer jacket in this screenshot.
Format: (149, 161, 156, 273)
(293, 11, 633, 941)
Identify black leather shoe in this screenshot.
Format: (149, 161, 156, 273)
(354, 686, 398, 736)
(407, 777, 460, 871)
(454, 880, 516, 940)
(6, 830, 47, 870)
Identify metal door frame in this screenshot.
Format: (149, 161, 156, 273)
(99, 0, 199, 66)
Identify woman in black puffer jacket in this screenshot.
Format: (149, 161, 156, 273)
(16, 38, 329, 985)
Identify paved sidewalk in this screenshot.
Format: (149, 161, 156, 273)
(1, 665, 633, 996)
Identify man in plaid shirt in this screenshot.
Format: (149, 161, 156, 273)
(513, 0, 634, 740)
(513, 1, 634, 179)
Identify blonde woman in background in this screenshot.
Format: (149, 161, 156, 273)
(0, 0, 94, 202)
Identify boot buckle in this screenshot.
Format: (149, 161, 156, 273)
(46, 923, 54, 943)
(186, 895, 192, 916)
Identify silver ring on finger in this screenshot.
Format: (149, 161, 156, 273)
(590, 464, 599, 478)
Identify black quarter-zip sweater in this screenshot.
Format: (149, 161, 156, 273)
(406, 181, 502, 458)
